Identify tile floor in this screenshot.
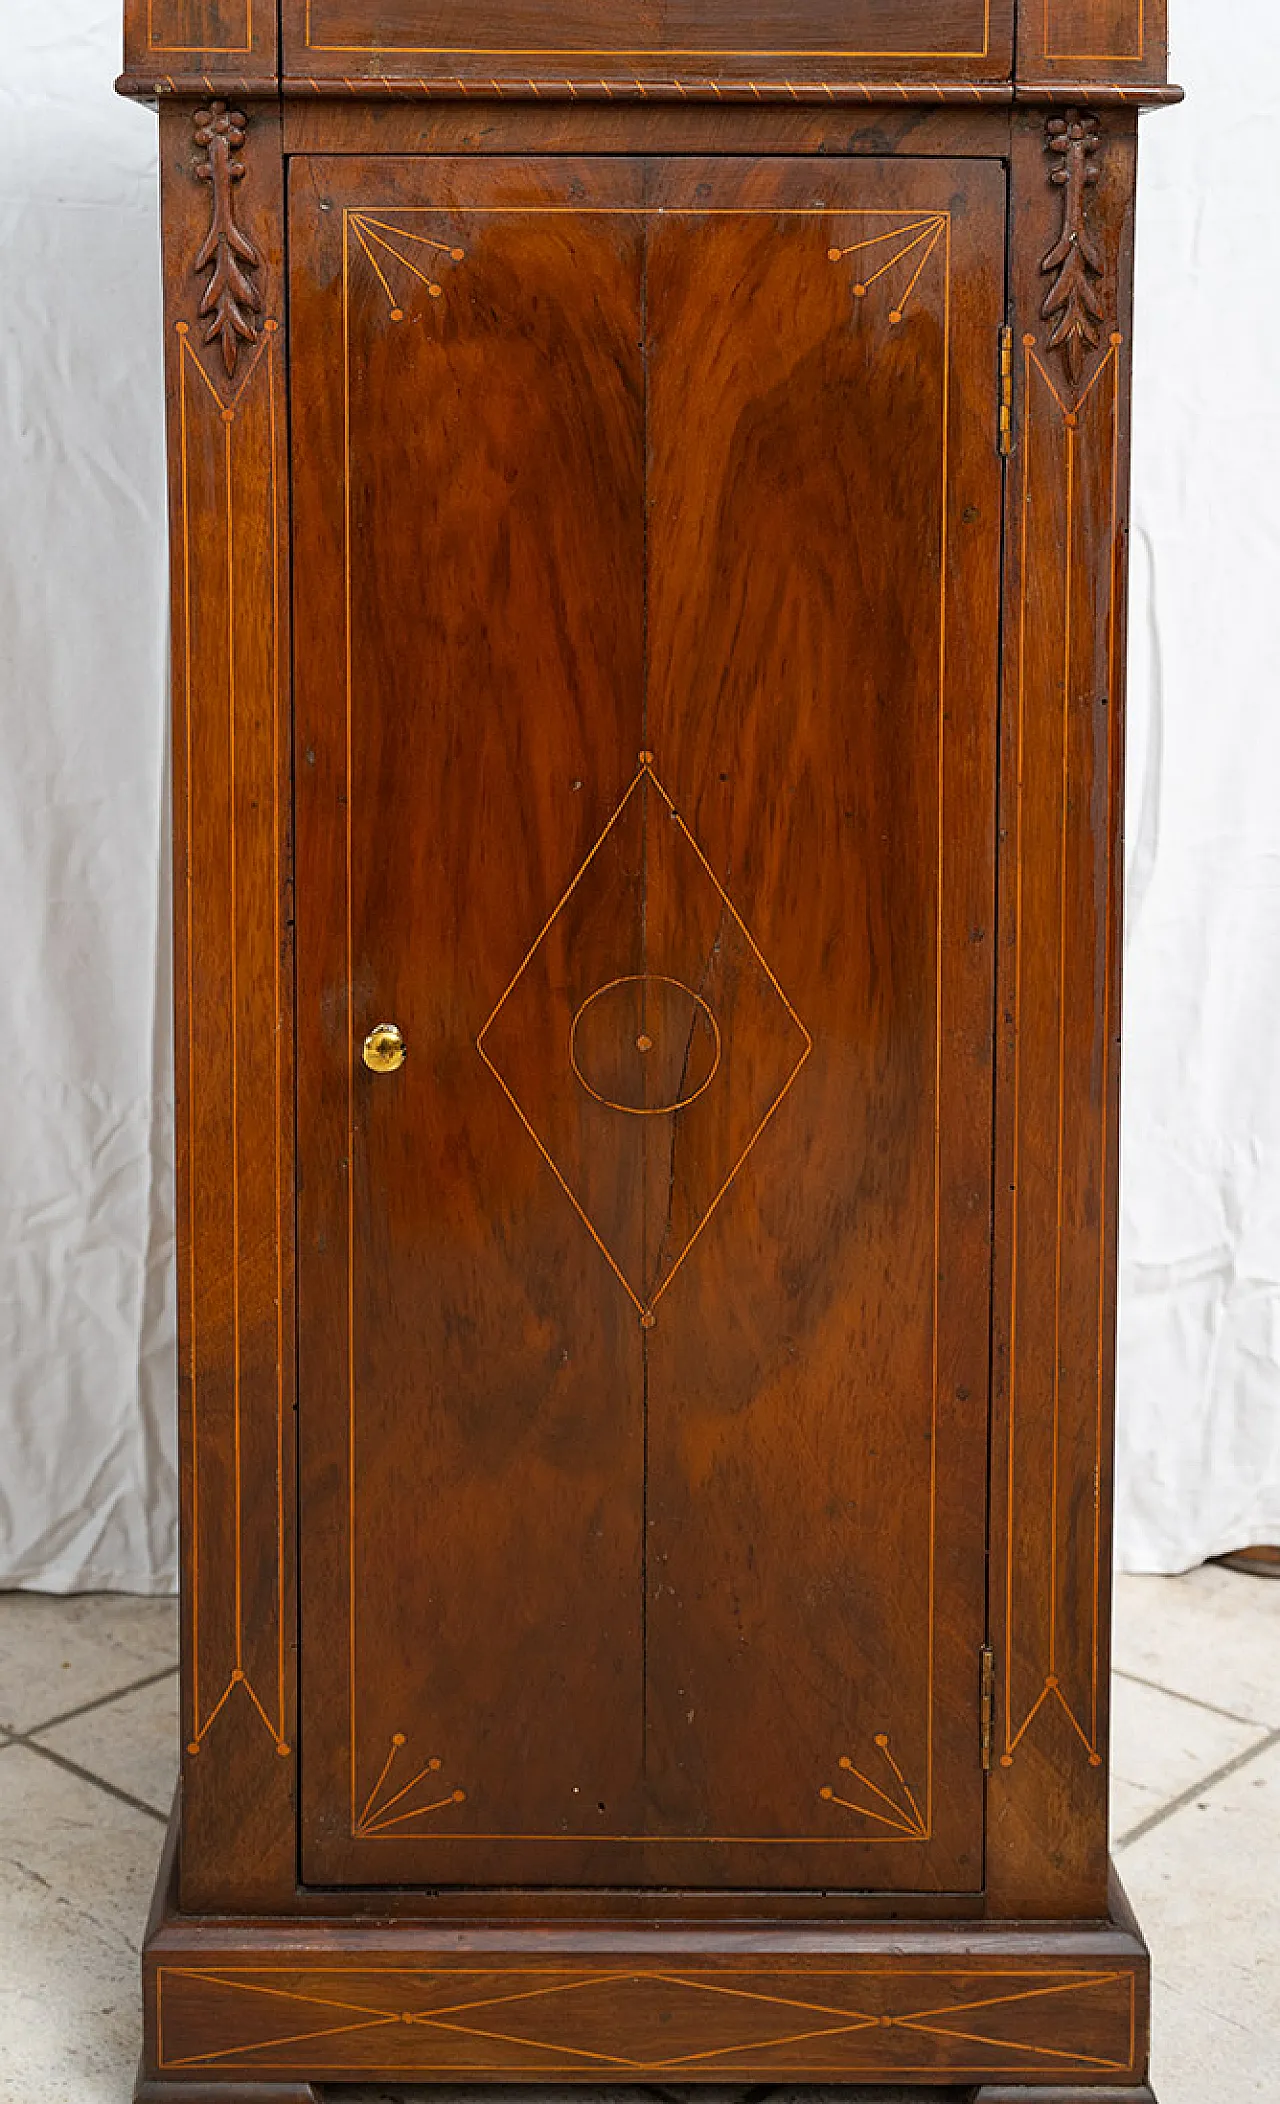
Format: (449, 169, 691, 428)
(0, 1568, 1276, 2103)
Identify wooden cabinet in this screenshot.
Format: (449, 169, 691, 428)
(122, 6, 1177, 2100)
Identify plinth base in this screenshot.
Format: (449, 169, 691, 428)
(138, 1809, 1155, 2096)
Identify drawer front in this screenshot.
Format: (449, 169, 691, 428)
(282, 0, 1015, 89)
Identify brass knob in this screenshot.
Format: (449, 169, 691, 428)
(362, 1023, 406, 1074)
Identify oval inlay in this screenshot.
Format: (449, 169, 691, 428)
(569, 974, 722, 1117)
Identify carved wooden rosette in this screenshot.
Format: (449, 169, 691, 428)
(987, 108, 1135, 1918)
(159, 101, 296, 1911)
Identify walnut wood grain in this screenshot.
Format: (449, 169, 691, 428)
(138, 1812, 1151, 2086)
(986, 108, 1138, 1920)
(150, 1964, 1144, 2081)
(280, 0, 1015, 93)
(158, 100, 296, 1913)
(122, 0, 1178, 102)
(129, 3, 1167, 2085)
(124, 0, 277, 87)
(639, 152, 1003, 1892)
(279, 101, 1009, 157)
(1019, 0, 1169, 91)
(290, 148, 1002, 1895)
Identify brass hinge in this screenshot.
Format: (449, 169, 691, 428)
(998, 325, 1014, 456)
(980, 1645, 996, 1770)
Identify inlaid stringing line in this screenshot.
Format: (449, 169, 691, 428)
(1049, 407, 1076, 1687)
(155, 1963, 1134, 2075)
(821, 1733, 927, 1835)
(821, 1795, 920, 1838)
(359, 223, 445, 297)
(161, 1961, 1130, 1985)
(895, 219, 947, 317)
(241, 1674, 283, 1746)
(1043, 0, 1144, 64)
(1096, 345, 1123, 1751)
(177, 327, 199, 1740)
(1004, 337, 1123, 1766)
(887, 1734, 927, 1830)
(343, 208, 358, 1837)
(476, 1058, 649, 1314)
(358, 213, 466, 255)
(477, 767, 647, 1052)
(895, 1970, 1128, 2023)
(172, 1969, 407, 2018)
(191, 1665, 238, 1745)
(303, 0, 992, 60)
(858, 221, 940, 293)
(890, 2023, 1123, 2071)
(1076, 336, 1123, 412)
(343, 200, 954, 1841)
(356, 1736, 398, 1828)
(475, 764, 654, 1318)
(148, 0, 252, 55)
(649, 1976, 878, 2026)
(227, 374, 242, 1700)
(640, 759, 812, 1317)
(366, 1761, 445, 1820)
(164, 2019, 399, 2071)
(928, 211, 954, 1838)
(827, 212, 946, 256)
(354, 1827, 927, 1843)
(348, 216, 398, 307)
(827, 214, 946, 323)
(1006, 333, 1032, 1765)
(348, 215, 469, 313)
(180, 322, 272, 415)
(362, 1794, 466, 1834)
(163, 2057, 1133, 2079)
(352, 205, 948, 217)
(474, 752, 807, 1329)
(355, 1732, 466, 1835)
(268, 324, 287, 1751)
(177, 325, 290, 1761)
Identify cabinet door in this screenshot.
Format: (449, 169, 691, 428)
(293, 153, 1004, 1892)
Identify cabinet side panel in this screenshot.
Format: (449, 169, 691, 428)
(158, 100, 297, 1911)
(987, 108, 1136, 1919)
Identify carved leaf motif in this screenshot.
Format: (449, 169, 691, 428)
(192, 101, 263, 378)
(1041, 110, 1105, 385)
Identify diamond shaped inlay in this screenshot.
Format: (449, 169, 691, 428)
(477, 754, 811, 1325)
(158, 1963, 1138, 2078)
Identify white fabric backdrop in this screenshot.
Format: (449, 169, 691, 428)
(0, 6, 175, 1592)
(0, 2, 1275, 1589)
(1119, 5, 1280, 1568)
